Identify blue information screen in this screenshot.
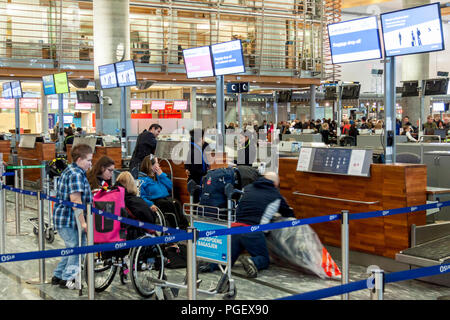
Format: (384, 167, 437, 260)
(211, 39, 246, 76)
(381, 2, 445, 57)
(99, 63, 118, 89)
(328, 16, 382, 64)
(11, 81, 22, 99)
(115, 60, 137, 87)
(312, 148, 352, 174)
(2, 82, 12, 99)
(42, 75, 56, 95)
(194, 221, 228, 264)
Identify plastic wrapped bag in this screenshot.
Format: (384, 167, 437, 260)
(266, 217, 341, 280)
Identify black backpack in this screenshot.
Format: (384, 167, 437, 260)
(165, 244, 187, 269)
(199, 167, 240, 209)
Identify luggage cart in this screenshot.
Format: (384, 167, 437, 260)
(149, 182, 238, 300)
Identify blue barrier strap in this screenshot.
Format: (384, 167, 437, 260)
(278, 278, 369, 300)
(91, 206, 185, 235)
(2, 185, 38, 197)
(385, 263, 450, 284)
(2, 172, 14, 176)
(197, 214, 342, 239)
(0, 232, 193, 264)
(39, 192, 86, 210)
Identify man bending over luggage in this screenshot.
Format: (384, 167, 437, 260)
(52, 144, 93, 289)
(200, 172, 294, 278)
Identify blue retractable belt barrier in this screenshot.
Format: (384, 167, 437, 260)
(2, 172, 15, 176)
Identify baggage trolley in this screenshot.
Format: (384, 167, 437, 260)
(148, 181, 239, 300)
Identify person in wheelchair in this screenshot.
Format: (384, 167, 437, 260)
(138, 155, 188, 230)
(114, 171, 158, 239)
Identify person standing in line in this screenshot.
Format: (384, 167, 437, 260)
(129, 123, 162, 174)
(51, 144, 93, 289)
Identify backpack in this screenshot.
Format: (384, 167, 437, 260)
(199, 167, 239, 209)
(93, 186, 128, 244)
(165, 244, 187, 269)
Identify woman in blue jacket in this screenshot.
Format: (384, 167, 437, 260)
(138, 155, 188, 229)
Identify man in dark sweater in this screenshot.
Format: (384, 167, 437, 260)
(231, 172, 294, 278)
(129, 124, 162, 173)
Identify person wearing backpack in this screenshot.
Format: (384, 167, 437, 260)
(51, 144, 93, 289)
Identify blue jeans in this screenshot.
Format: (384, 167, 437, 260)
(53, 226, 86, 281)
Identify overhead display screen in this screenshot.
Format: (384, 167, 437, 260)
(99, 63, 118, 89)
(210, 39, 246, 76)
(380, 2, 445, 57)
(327, 16, 382, 64)
(11, 81, 22, 99)
(54, 72, 70, 94)
(115, 60, 137, 87)
(183, 46, 214, 79)
(2, 82, 12, 99)
(42, 75, 56, 95)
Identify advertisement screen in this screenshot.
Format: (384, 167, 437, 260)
(115, 60, 137, 87)
(432, 102, 445, 112)
(151, 100, 166, 110)
(54, 72, 70, 94)
(173, 100, 188, 110)
(210, 39, 246, 76)
(183, 46, 214, 78)
(327, 16, 382, 64)
(11, 81, 22, 99)
(380, 2, 445, 57)
(130, 100, 143, 110)
(2, 82, 12, 99)
(42, 75, 56, 95)
(99, 63, 118, 89)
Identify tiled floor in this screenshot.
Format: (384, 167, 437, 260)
(1, 191, 450, 301)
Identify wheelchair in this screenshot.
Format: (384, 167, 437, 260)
(84, 206, 170, 298)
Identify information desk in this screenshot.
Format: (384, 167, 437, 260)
(279, 158, 427, 259)
(17, 142, 56, 182)
(0, 140, 10, 162)
(66, 144, 122, 169)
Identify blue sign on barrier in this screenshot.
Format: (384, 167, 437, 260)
(194, 221, 228, 263)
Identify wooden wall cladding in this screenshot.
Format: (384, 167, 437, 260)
(17, 143, 56, 182)
(67, 145, 122, 169)
(278, 158, 427, 259)
(0, 140, 10, 162)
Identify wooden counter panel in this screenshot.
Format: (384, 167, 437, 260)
(18, 143, 56, 182)
(0, 140, 10, 162)
(66, 145, 122, 169)
(278, 159, 427, 259)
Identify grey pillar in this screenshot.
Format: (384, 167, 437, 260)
(310, 84, 316, 120)
(58, 94, 64, 151)
(384, 57, 396, 164)
(191, 87, 197, 123)
(15, 98, 20, 148)
(41, 85, 48, 135)
(216, 76, 225, 152)
(93, 0, 130, 136)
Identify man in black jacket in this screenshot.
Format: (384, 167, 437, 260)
(129, 124, 162, 174)
(185, 128, 210, 202)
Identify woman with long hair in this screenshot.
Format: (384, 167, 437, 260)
(86, 156, 115, 191)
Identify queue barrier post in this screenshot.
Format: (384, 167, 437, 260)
(341, 209, 349, 300)
(0, 155, 5, 254)
(14, 170, 21, 235)
(86, 202, 95, 300)
(186, 227, 197, 300)
(370, 269, 385, 300)
(20, 160, 24, 210)
(37, 191, 45, 283)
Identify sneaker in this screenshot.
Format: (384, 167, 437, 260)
(59, 278, 81, 290)
(240, 256, 258, 278)
(51, 276, 62, 285)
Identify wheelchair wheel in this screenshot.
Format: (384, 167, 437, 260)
(129, 235, 165, 298)
(153, 207, 167, 235)
(84, 252, 118, 292)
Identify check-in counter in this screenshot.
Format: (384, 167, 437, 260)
(66, 144, 122, 169)
(0, 140, 11, 162)
(282, 133, 323, 143)
(357, 134, 407, 149)
(17, 142, 56, 182)
(278, 158, 427, 259)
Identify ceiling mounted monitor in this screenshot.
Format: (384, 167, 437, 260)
(2, 82, 12, 99)
(210, 39, 246, 76)
(277, 91, 292, 103)
(182, 46, 214, 79)
(325, 86, 337, 101)
(99, 63, 118, 89)
(115, 60, 137, 87)
(327, 16, 382, 64)
(76, 90, 100, 104)
(401, 80, 419, 97)
(11, 80, 22, 99)
(42, 75, 56, 95)
(380, 2, 445, 57)
(54, 72, 70, 94)
(341, 84, 361, 100)
(424, 78, 449, 96)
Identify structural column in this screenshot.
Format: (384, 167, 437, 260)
(93, 0, 131, 136)
(310, 84, 316, 120)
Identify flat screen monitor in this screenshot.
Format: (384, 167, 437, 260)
(424, 78, 449, 96)
(98, 63, 118, 89)
(11, 81, 22, 99)
(432, 102, 445, 112)
(54, 72, 70, 94)
(380, 2, 445, 57)
(76, 90, 100, 104)
(210, 39, 246, 76)
(42, 75, 56, 95)
(2, 82, 12, 99)
(173, 100, 188, 110)
(277, 91, 292, 103)
(327, 16, 382, 64)
(63, 115, 73, 124)
(115, 60, 137, 87)
(151, 100, 166, 110)
(341, 84, 361, 99)
(401, 80, 419, 97)
(182, 46, 214, 79)
(325, 86, 337, 100)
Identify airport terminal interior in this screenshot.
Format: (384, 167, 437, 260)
(0, 0, 450, 301)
